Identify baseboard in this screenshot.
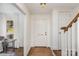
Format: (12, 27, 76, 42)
(27, 47, 32, 56)
(53, 50, 61, 51)
(24, 46, 31, 56)
(8, 47, 23, 49)
(50, 48, 56, 56)
(33, 46, 50, 48)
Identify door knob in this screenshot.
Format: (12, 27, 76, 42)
(45, 32, 47, 36)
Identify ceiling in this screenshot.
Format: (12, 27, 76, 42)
(25, 3, 79, 14)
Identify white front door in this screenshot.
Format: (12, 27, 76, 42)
(32, 18, 49, 47)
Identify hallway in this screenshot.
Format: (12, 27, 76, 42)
(0, 3, 79, 56)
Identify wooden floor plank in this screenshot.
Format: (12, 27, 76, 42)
(8, 47, 23, 56)
(15, 48, 23, 56)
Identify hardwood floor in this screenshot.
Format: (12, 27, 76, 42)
(15, 47, 23, 56)
(28, 47, 53, 56)
(8, 47, 61, 56)
(8, 47, 23, 56)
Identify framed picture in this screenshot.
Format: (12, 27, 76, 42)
(7, 20, 14, 32)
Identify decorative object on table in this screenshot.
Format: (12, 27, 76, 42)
(7, 34, 14, 39)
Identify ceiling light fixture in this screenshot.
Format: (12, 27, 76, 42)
(40, 3, 47, 8)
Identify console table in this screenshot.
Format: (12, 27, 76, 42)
(2, 39, 16, 53)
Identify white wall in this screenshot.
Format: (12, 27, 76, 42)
(16, 3, 31, 56)
(77, 17, 79, 56)
(0, 14, 6, 37)
(0, 3, 31, 55)
(24, 13, 31, 55)
(0, 3, 24, 48)
(51, 10, 59, 50)
(18, 14, 24, 47)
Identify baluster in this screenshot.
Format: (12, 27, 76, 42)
(61, 30, 65, 56)
(72, 23, 76, 56)
(68, 28, 72, 56)
(77, 17, 79, 56)
(75, 22, 77, 56)
(64, 31, 68, 56)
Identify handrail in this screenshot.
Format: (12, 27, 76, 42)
(61, 13, 79, 32)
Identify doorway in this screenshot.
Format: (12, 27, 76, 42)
(31, 15, 50, 47)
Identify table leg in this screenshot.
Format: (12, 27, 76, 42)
(12, 41, 15, 52)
